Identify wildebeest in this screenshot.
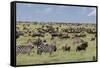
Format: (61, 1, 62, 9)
(62, 44, 70, 52)
(32, 32, 44, 37)
(76, 41, 88, 52)
(91, 37, 95, 41)
(86, 29, 96, 34)
(16, 31, 24, 39)
(63, 28, 82, 33)
(74, 33, 86, 37)
(43, 25, 56, 33)
(73, 38, 84, 44)
(51, 32, 62, 38)
(16, 44, 34, 55)
(60, 33, 70, 39)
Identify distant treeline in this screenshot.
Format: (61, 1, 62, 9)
(16, 21, 96, 25)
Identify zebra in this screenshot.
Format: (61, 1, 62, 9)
(37, 41, 57, 55)
(16, 45, 34, 55)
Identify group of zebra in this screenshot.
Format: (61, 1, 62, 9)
(16, 38, 57, 55)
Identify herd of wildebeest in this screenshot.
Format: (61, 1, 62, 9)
(16, 22, 96, 57)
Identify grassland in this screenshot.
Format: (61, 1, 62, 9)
(16, 22, 97, 65)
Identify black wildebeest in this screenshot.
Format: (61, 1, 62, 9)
(90, 37, 95, 41)
(76, 41, 88, 52)
(86, 29, 96, 34)
(74, 33, 86, 37)
(16, 44, 34, 55)
(32, 32, 44, 37)
(60, 33, 70, 39)
(16, 31, 24, 39)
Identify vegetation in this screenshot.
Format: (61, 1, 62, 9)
(16, 22, 96, 65)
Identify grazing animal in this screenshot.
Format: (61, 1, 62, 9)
(32, 32, 44, 37)
(16, 31, 24, 39)
(37, 41, 57, 55)
(86, 29, 96, 34)
(50, 41, 57, 52)
(62, 45, 70, 52)
(60, 33, 70, 39)
(16, 45, 34, 55)
(73, 38, 84, 44)
(33, 38, 43, 47)
(91, 37, 95, 41)
(74, 33, 86, 37)
(76, 42, 88, 52)
(37, 45, 52, 55)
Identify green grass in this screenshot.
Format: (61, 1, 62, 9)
(16, 23, 96, 65)
(16, 45, 96, 65)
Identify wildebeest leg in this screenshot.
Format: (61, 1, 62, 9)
(83, 48, 86, 51)
(53, 47, 56, 52)
(68, 47, 70, 52)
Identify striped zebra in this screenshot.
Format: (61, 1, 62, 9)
(37, 41, 57, 55)
(16, 45, 34, 55)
